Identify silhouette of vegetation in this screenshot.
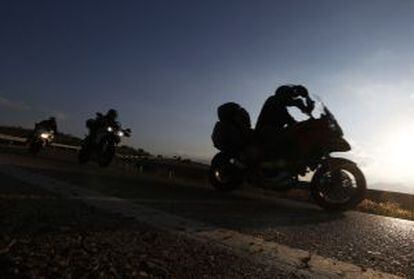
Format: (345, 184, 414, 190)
(117, 145, 151, 157)
(357, 199, 414, 220)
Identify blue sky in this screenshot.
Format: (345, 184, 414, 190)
(1, 1, 414, 192)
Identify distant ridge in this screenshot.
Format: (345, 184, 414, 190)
(0, 125, 152, 157)
(370, 182, 414, 195)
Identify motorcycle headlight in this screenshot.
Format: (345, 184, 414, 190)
(117, 131, 124, 137)
(40, 133, 49, 139)
(107, 127, 113, 132)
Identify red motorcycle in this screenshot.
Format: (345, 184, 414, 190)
(209, 99, 366, 211)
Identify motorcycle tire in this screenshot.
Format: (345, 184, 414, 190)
(209, 152, 243, 192)
(29, 141, 42, 155)
(311, 158, 366, 211)
(98, 141, 115, 168)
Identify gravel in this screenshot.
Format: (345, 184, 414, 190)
(0, 173, 297, 278)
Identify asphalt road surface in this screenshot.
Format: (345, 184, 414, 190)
(0, 150, 413, 278)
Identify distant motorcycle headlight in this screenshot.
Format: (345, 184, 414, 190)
(107, 127, 113, 132)
(40, 133, 49, 139)
(117, 131, 124, 137)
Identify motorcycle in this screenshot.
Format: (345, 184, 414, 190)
(78, 125, 131, 167)
(209, 99, 366, 211)
(28, 128, 55, 155)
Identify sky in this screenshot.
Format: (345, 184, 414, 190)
(1, 0, 414, 193)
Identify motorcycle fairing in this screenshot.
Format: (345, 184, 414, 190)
(327, 138, 351, 152)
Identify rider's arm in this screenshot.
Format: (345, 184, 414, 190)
(286, 97, 314, 115)
(286, 98, 308, 112)
(285, 113, 297, 126)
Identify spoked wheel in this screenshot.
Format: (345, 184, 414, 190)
(311, 158, 366, 211)
(209, 152, 243, 192)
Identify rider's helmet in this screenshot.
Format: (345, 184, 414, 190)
(106, 109, 118, 120)
(48, 116, 56, 123)
(292, 85, 309, 97)
(294, 85, 314, 114)
(274, 85, 293, 96)
(275, 84, 309, 97)
(275, 84, 314, 114)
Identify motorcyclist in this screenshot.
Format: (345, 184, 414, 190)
(26, 117, 58, 144)
(34, 117, 58, 134)
(85, 109, 120, 143)
(255, 85, 315, 154)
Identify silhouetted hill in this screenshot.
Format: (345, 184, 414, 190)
(370, 182, 414, 195)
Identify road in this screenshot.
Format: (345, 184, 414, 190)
(0, 149, 413, 278)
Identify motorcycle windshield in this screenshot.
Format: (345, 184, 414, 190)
(310, 94, 343, 135)
(309, 94, 326, 119)
(287, 94, 326, 121)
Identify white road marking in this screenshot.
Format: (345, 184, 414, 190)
(0, 165, 402, 279)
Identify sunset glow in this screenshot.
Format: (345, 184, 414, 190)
(377, 125, 414, 184)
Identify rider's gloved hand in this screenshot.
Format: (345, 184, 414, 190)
(304, 97, 315, 114)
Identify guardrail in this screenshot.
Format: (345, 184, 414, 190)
(0, 133, 80, 150)
(0, 133, 27, 143)
(0, 133, 208, 180)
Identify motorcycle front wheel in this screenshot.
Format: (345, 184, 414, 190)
(78, 146, 91, 164)
(29, 140, 42, 155)
(311, 158, 366, 211)
(98, 140, 115, 167)
(209, 152, 243, 192)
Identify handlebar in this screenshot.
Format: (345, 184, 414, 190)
(307, 112, 315, 120)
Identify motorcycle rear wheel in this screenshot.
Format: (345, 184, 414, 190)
(209, 152, 243, 192)
(311, 158, 366, 211)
